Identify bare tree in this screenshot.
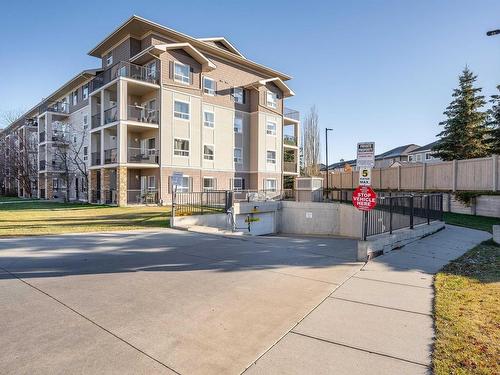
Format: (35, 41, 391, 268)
(302, 106, 321, 176)
(0, 109, 25, 128)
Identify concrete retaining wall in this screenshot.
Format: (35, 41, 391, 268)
(172, 213, 228, 230)
(443, 194, 500, 218)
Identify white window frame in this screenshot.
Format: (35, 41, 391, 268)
(409, 155, 415, 162)
(72, 90, 78, 106)
(176, 176, 191, 193)
(203, 110, 215, 128)
(232, 177, 243, 191)
(416, 154, 422, 162)
(174, 100, 190, 120)
(425, 152, 433, 161)
(266, 91, 277, 108)
(82, 85, 89, 100)
(83, 146, 88, 161)
(265, 178, 277, 192)
(174, 138, 190, 157)
(203, 77, 216, 96)
(203, 177, 216, 191)
(266, 121, 277, 136)
(203, 144, 214, 160)
(174, 61, 190, 84)
(234, 113, 243, 133)
(234, 147, 243, 164)
(106, 54, 113, 67)
(267, 150, 276, 164)
(232, 87, 244, 104)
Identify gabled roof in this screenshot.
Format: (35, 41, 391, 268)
(376, 144, 420, 159)
(197, 37, 245, 58)
(88, 15, 291, 81)
(130, 43, 216, 71)
(245, 77, 295, 97)
(408, 141, 439, 153)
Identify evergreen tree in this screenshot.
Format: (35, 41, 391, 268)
(486, 85, 500, 154)
(433, 67, 489, 160)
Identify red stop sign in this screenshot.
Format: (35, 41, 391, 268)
(352, 185, 377, 211)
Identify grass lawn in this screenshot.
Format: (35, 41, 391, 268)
(0, 200, 170, 236)
(433, 240, 500, 375)
(0, 196, 38, 202)
(443, 212, 500, 233)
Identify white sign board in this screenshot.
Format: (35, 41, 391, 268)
(305, 212, 313, 219)
(358, 168, 372, 186)
(171, 172, 184, 187)
(357, 142, 375, 168)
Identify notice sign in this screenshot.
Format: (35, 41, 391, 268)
(358, 168, 371, 186)
(357, 142, 375, 168)
(352, 185, 377, 211)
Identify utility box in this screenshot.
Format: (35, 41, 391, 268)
(295, 177, 324, 202)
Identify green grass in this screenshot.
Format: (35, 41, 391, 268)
(0, 196, 38, 202)
(433, 240, 500, 375)
(0, 200, 170, 236)
(443, 212, 500, 233)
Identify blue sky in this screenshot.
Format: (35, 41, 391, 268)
(1, 0, 499, 161)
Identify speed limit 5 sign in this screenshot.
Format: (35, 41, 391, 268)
(358, 168, 371, 186)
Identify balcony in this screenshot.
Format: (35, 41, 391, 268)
(283, 135, 297, 147)
(91, 152, 101, 166)
(51, 160, 66, 170)
(91, 113, 101, 129)
(127, 106, 159, 124)
(104, 106, 118, 125)
(52, 132, 69, 143)
(104, 148, 117, 164)
(127, 189, 159, 205)
(39, 101, 69, 115)
(90, 61, 160, 92)
(39, 131, 46, 143)
(39, 160, 46, 171)
(127, 148, 158, 164)
(284, 107, 300, 121)
(284, 162, 298, 173)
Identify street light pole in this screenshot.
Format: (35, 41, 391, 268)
(325, 128, 333, 192)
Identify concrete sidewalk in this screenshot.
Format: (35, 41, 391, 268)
(245, 225, 491, 375)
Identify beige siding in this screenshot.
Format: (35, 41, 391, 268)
(456, 157, 493, 191)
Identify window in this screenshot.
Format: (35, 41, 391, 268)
(72, 90, 78, 106)
(409, 155, 415, 162)
(203, 77, 216, 95)
(266, 121, 277, 135)
(267, 150, 276, 164)
(83, 146, 88, 161)
(52, 178, 59, 190)
(83, 115, 88, 125)
(203, 177, 216, 191)
(82, 85, 89, 100)
(265, 179, 277, 192)
(174, 138, 189, 156)
(106, 54, 113, 67)
(232, 87, 244, 104)
(174, 100, 190, 120)
(174, 62, 190, 84)
(266, 91, 278, 108)
(232, 177, 244, 191)
(148, 176, 156, 190)
(234, 148, 243, 164)
(145, 61, 157, 80)
(173, 176, 191, 193)
(203, 111, 214, 128)
(234, 113, 243, 133)
(425, 152, 434, 161)
(416, 154, 422, 162)
(203, 144, 214, 160)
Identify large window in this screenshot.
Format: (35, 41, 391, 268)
(174, 100, 190, 120)
(174, 138, 190, 157)
(203, 144, 214, 160)
(234, 148, 243, 164)
(145, 61, 157, 80)
(106, 53, 113, 67)
(174, 62, 190, 84)
(232, 87, 244, 104)
(203, 77, 216, 96)
(203, 177, 216, 191)
(266, 121, 277, 136)
(203, 111, 214, 128)
(174, 176, 191, 193)
(72, 90, 78, 106)
(267, 150, 276, 164)
(265, 179, 277, 192)
(82, 85, 89, 100)
(234, 113, 243, 133)
(266, 91, 278, 108)
(232, 177, 244, 191)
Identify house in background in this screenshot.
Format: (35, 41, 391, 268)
(407, 141, 441, 164)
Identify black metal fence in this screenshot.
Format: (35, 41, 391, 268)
(173, 191, 232, 216)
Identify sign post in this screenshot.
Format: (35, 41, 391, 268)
(357, 142, 375, 169)
(171, 172, 183, 225)
(352, 185, 377, 241)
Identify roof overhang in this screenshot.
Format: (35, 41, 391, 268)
(131, 43, 216, 71)
(246, 77, 295, 97)
(197, 37, 245, 58)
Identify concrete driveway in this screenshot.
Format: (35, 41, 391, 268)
(0, 229, 360, 375)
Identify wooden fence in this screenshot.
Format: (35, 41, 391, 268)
(323, 155, 499, 192)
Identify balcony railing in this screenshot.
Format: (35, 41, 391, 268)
(283, 135, 297, 146)
(51, 160, 66, 170)
(91, 152, 101, 166)
(52, 132, 69, 143)
(127, 106, 159, 124)
(103, 190, 117, 205)
(39, 160, 46, 171)
(39, 101, 69, 114)
(39, 131, 46, 143)
(284, 107, 300, 121)
(284, 162, 298, 173)
(91, 113, 101, 129)
(104, 106, 118, 124)
(104, 148, 117, 164)
(90, 61, 160, 92)
(127, 148, 158, 164)
(127, 189, 159, 205)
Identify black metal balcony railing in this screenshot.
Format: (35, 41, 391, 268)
(51, 160, 66, 170)
(127, 189, 159, 205)
(283, 135, 297, 146)
(39, 160, 46, 171)
(39, 131, 46, 143)
(52, 132, 69, 143)
(283, 162, 298, 173)
(284, 107, 300, 121)
(127, 106, 159, 124)
(104, 148, 117, 164)
(90, 61, 160, 93)
(104, 106, 118, 124)
(91, 152, 101, 166)
(91, 113, 101, 129)
(39, 101, 69, 114)
(127, 148, 158, 164)
(103, 190, 117, 205)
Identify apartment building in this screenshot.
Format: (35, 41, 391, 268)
(1, 15, 300, 205)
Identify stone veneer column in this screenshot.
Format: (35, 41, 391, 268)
(117, 166, 127, 206)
